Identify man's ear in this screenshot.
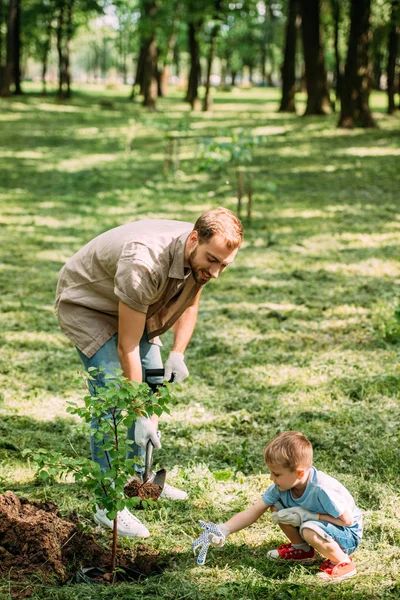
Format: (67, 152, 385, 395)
(188, 230, 199, 246)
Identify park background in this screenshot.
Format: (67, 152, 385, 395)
(1, 0, 400, 599)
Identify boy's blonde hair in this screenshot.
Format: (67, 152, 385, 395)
(263, 431, 313, 471)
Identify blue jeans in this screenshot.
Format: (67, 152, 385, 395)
(76, 332, 163, 474)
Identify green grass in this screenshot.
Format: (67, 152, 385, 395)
(1, 83, 400, 599)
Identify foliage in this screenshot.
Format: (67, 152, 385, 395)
(197, 130, 266, 172)
(26, 367, 173, 518)
(372, 299, 400, 344)
(0, 85, 400, 598)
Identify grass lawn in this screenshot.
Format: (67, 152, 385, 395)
(1, 84, 400, 599)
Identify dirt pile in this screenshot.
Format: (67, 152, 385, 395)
(0, 491, 164, 598)
(124, 476, 163, 502)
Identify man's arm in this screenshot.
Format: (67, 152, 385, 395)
(171, 289, 202, 353)
(117, 300, 146, 382)
(118, 300, 161, 440)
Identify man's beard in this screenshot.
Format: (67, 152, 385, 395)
(188, 246, 209, 286)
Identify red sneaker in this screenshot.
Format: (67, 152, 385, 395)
(317, 557, 356, 582)
(267, 543, 315, 564)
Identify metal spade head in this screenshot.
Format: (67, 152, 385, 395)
(144, 440, 166, 488)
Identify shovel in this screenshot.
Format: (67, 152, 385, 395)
(124, 368, 171, 503)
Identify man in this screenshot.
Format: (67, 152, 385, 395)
(55, 207, 243, 538)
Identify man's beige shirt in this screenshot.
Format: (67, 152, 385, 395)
(55, 220, 201, 358)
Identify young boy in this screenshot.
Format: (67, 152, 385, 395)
(193, 431, 362, 582)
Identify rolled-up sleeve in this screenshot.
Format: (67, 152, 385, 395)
(114, 247, 159, 312)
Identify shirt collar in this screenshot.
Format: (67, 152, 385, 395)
(168, 230, 191, 279)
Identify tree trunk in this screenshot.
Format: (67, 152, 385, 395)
(260, 1, 270, 86)
(186, 20, 201, 107)
(231, 70, 237, 86)
(56, 1, 66, 99)
(0, 0, 4, 80)
(133, 45, 147, 97)
(279, 0, 299, 112)
(387, 0, 399, 114)
(12, 0, 21, 94)
(41, 21, 52, 96)
(372, 53, 383, 90)
(137, 0, 157, 109)
(0, 0, 18, 97)
(202, 22, 220, 111)
(338, 0, 376, 128)
(65, 0, 74, 99)
(142, 37, 157, 109)
(330, 0, 342, 108)
(299, 0, 331, 115)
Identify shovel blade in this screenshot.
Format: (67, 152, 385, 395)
(149, 468, 166, 488)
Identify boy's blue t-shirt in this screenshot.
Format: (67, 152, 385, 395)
(262, 466, 363, 530)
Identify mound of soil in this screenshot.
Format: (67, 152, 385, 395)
(0, 491, 165, 599)
(124, 476, 163, 503)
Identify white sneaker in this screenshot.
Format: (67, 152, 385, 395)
(160, 482, 188, 501)
(94, 506, 150, 538)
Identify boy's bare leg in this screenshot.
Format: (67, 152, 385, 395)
(301, 527, 350, 563)
(269, 508, 305, 545)
(278, 523, 305, 545)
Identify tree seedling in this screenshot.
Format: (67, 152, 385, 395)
(25, 367, 173, 578)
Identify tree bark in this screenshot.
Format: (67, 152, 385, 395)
(64, 0, 74, 99)
(56, 1, 66, 99)
(330, 0, 342, 108)
(338, 0, 376, 128)
(387, 0, 399, 114)
(0, 0, 4, 79)
(299, 0, 331, 115)
(141, 0, 157, 110)
(279, 0, 299, 112)
(202, 22, 220, 111)
(41, 21, 52, 96)
(186, 20, 202, 107)
(12, 0, 21, 94)
(133, 44, 147, 97)
(0, 0, 18, 97)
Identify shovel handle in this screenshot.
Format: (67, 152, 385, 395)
(144, 368, 175, 383)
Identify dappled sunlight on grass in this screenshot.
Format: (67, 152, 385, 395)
(325, 258, 400, 277)
(37, 102, 84, 113)
(338, 146, 400, 157)
(1, 85, 400, 599)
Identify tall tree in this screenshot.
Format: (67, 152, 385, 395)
(387, 0, 399, 114)
(330, 0, 342, 108)
(279, 0, 299, 112)
(299, 0, 331, 115)
(0, 0, 6, 87)
(140, 0, 157, 109)
(0, 0, 21, 97)
(202, 0, 222, 112)
(338, 0, 376, 127)
(185, 2, 203, 108)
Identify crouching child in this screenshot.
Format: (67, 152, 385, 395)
(193, 431, 362, 583)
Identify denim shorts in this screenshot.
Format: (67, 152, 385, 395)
(300, 519, 362, 555)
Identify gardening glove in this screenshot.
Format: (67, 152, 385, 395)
(272, 507, 318, 528)
(192, 521, 230, 566)
(164, 351, 189, 383)
(134, 416, 161, 450)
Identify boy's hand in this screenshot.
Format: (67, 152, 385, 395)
(192, 521, 230, 565)
(272, 507, 318, 527)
